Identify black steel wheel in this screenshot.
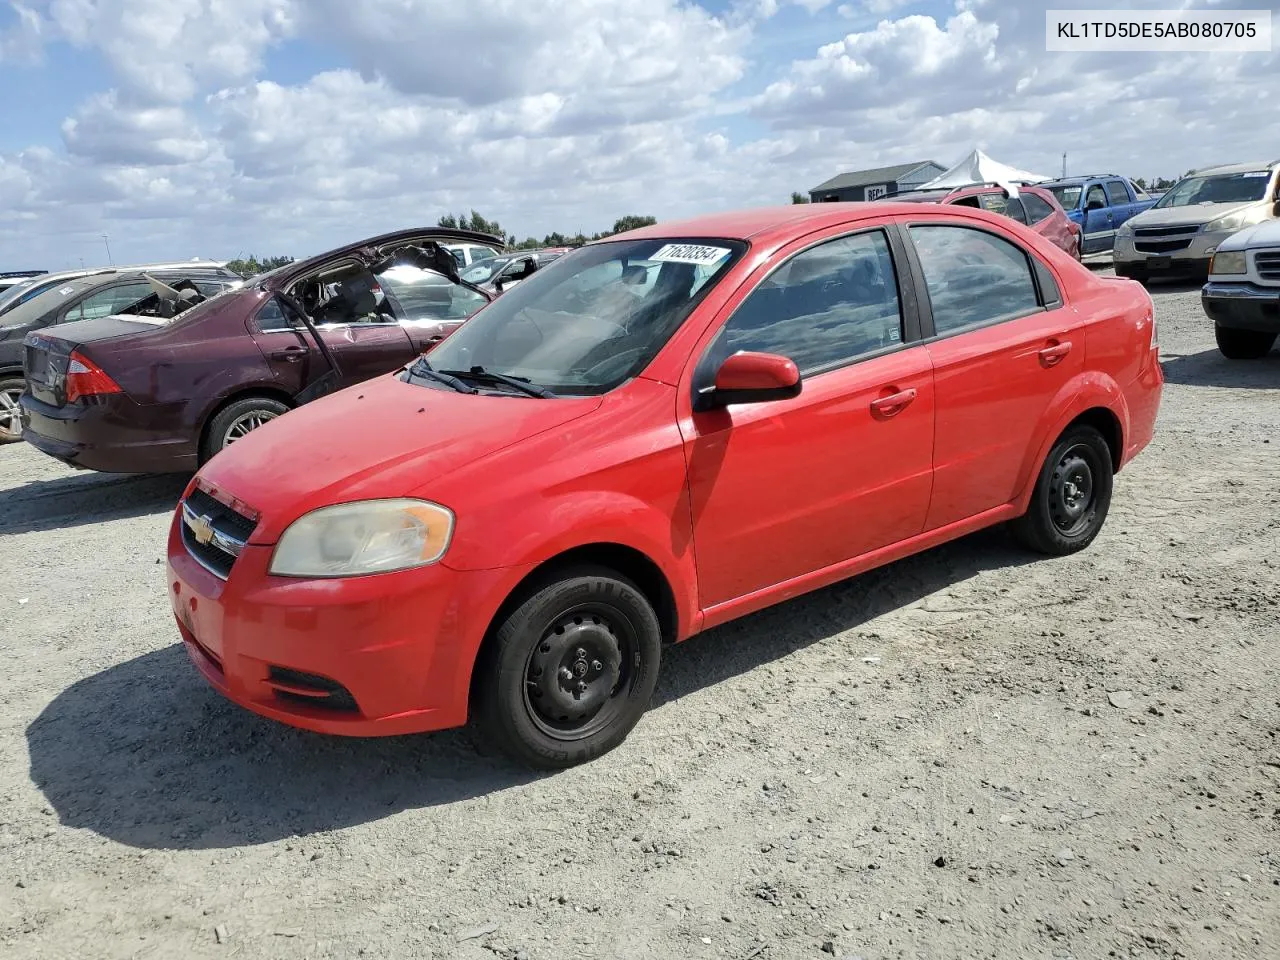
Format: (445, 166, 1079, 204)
(475, 566, 661, 769)
(1011, 424, 1114, 555)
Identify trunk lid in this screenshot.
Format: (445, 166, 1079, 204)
(22, 315, 164, 406)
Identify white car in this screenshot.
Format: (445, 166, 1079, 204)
(1201, 218, 1280, 358)
(443, 243, 501, 269)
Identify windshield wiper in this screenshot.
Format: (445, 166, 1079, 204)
(438, 366, 557, 399)
(409, 357, 478, 394)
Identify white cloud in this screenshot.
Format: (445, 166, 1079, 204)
(1, 0, 1279, 267)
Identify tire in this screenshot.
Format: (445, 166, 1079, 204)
(200, 396, 289, 463)
(1214, 325, 1276, 360)
(1011, 424, 1114, 556)
(474, 565, 662, 770)
(0, 377, 24, 444)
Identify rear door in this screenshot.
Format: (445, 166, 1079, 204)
(1023, 191, 1076, 256)
(902, 220, 1082, 531)
(1081, 182, 1114, 254)
(1105, 179, 1137, 230)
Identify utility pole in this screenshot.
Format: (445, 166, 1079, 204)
(101, 233, 113, 265)
(1062, 153, 1067, 178)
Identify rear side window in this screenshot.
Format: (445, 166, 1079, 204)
(1105, 180, 1131, 205)
(1023, 193, 1056, 224)
(62, 282, 154, 323)
(976, 194, 1028, 224)
(711, 230, 903, 375)
(909, 226, 1041, 335)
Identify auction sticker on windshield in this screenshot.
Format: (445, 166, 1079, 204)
(649, 244, 731, 266)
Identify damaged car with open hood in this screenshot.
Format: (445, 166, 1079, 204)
(19, 227, 501, 473)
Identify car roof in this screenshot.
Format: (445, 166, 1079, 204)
(0, 268, 226, 328)
(1189, 161, 1278, 176)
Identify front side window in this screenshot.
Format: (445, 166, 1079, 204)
(909, 225, 1041, 335)
(423, 238, 746, 395)
(378, 265, 488, 322)
(707, 230, 903, 375)
(1154, 171, 1272, 207)
(1084, 184, 1108, 209)
(63, 282, 154, 322)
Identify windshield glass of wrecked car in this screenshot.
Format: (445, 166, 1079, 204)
(1153, 172, 1272, 208)
(1046, 185, 1082, 210)
(419, 238, 746, 396)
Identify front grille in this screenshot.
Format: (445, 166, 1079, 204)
(1254, 250, 1280, 282)
(266, 667, 359, 712)
(1133, 224, 1198, 255)
(180, 489, 257, 580)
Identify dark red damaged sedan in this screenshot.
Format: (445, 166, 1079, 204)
(19, 227, 500, 474)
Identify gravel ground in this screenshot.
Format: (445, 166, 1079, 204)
(1, 267, 1277, 960)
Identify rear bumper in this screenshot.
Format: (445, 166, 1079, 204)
(1201, 282, 1280, 333)
(20, 393, 197, 473)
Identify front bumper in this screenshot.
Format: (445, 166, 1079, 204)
(166, 512, 530, 737)
(20, 393, 198, 473)
(1113, 229, 1234, 278)
(1200, 282, 1280, 333)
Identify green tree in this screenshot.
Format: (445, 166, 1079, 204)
(791, 191, 810, 204)
(1133, 177, 1147, 190)
(225, 254, 295, 278)
(610, 214, 657, 234)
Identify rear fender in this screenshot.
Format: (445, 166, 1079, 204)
(1011, 372, 1129, 513)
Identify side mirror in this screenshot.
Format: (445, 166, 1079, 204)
(703, 351, 801, 408)
(1085, 199, 1105, 211)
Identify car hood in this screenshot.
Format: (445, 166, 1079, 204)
(1128, 201, 1261, 229)
(196, 373, 604, 544)
(1217, 217, 1280, 252)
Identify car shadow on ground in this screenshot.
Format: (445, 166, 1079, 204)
(0, 471, 188, 536)
(1160, 347, 1280, 388)
(28, 529, 1034, 851)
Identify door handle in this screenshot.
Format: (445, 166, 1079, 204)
(870, 387, 917, 419)
(269, 346, 307, 361)
(1038, 341, 1072, 367)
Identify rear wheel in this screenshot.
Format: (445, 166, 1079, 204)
(1011, 425, 1114, 556)
(474, 566, 662, 769)
(1214, 325, 1276, 360)
(200, 396, 289, 463)
(0, 377, 24, 444)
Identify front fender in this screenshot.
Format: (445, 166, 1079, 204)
(1011, 372, 1129, 513)
(445, 487, 700, 640)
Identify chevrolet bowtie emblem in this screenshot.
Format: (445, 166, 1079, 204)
(190, 513, 215, 546)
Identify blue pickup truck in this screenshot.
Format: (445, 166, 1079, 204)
(1039, 175, 1157, 255)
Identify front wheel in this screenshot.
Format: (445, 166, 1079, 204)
(1215, 325, 1276, 360)
(474, 566, 662, 769)
(0, 377, 24, 444)
(1011, 425, 1114, 556)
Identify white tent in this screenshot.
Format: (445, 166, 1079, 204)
(919, 149, 1050, 197)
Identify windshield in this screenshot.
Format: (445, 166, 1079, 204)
(1047, 185, 1082, 210)
(1153, 171, 1272, 208)
(421, 238, 746, 396)
(0, 277, 42, 314)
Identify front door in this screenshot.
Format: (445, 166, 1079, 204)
(679, 226, 935, 609)
(904, 222, 1083, 531)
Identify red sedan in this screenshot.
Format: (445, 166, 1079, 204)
(892, 184, 1082, 260)
(167, 203, 1162, 769)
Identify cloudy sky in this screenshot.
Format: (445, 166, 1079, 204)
(1, 0, 1277, 268)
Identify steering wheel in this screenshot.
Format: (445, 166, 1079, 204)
(580, 346, 644, 383)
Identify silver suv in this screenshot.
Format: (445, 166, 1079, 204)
(1113, 160, 1280, 283)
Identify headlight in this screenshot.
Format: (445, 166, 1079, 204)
(1206, 206, 1265, 234)
(269, 499, 455, 578)
(1209, 250, 1248, 275)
